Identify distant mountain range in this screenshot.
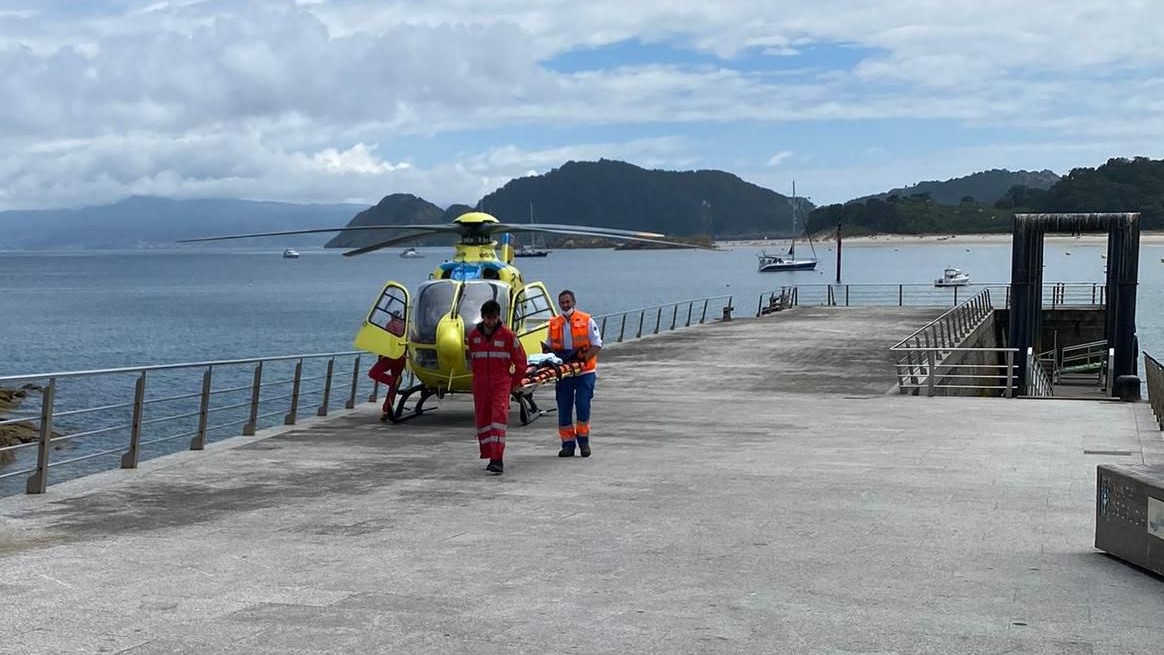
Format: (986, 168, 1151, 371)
(8, 157, 1164, 249)
(0, 196, 365, 249)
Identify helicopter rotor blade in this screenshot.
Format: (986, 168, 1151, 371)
(489, 223, 666, 239)
(176, 224, 460, 243)
(576, 233, 720, 251)
(494, 225, 718, 250)
(341, 230, 449, 257)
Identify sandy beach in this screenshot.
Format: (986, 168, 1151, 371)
(719, 231, 1164, 248)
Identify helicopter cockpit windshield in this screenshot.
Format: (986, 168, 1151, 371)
(456, 280, 509, 328)
(410, 279, 511, 346)
(411, 280, 457, 345)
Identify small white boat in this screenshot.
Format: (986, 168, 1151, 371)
(282, 248, 300, 259)
(399, 247, 424, 259)
(934, 267, 970, 287)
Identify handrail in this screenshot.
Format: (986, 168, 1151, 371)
(591, 295, 733, 343)
(889, 289, 994, 351)
(1025, 347, 1054, 397)
(758, 281, 1106, 313)
(0, 351, 362, 385)
(888, 289, 1019, 397)
(0, 351, 372, 495)
(1144, 352, 1164, 430)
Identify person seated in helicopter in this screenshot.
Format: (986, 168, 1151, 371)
(383, 311, 405, 337)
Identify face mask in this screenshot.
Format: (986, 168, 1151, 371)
(562, 307, 575, 316)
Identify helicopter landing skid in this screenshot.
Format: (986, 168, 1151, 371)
(388, 383, 438, 423)
(515, 392, 555, 426)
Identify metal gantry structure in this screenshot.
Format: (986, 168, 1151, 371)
(1009, 213, 1141, 396)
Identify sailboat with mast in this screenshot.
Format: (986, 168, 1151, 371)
(757, 182, 818, 272)
(514, 203, 551, 257)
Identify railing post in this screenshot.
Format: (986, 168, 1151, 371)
(601, 316, 608, 337)
(655, 307, 663, 334)
(1105, 348, 1115, 396)
(700, 299, 709, 323)
(686, 303, 693, 327)
(1005, 351, 1015, 398)
(845, 285, 850, 307)
(671, 305, 679, 329)
(1025, 347, 1035, 395)
(368, 380, 379, 405)
(285, 360, 303, 424)
(618, 316, 626, 343)
(898, 284, 903, 306)
(636, 310, 645, 339)
(926, 350, 937, 397)
(243, 361, 263, 436)
(346, 355, 361, 409)
(756, 294, 763, 317)
(25, 377, 56, 494)
(317, 358, 335, 417)
(121, 371, 147, 469)
(953, 285, 959, 306)
(190, 367, 212, 451)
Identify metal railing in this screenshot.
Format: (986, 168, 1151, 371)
(0, 294, 736, 495)
(0, 351, 372, 495)
(1040, 339, 1108, 386)
(757, 282, 1106, 314)
(1026, 347, 1054, 397)
(593, 295, 733, 343)
(1145, 352, 1164, 430)
(888, 289, 1021, 396)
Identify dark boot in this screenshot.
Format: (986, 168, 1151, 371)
(558, 440, 576, 457)
(486, 459, 504, 474)
(578, 436, 590, 458)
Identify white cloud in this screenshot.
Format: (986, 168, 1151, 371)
(0, 0, 1162, 209)
(766, 151, 794, 167)
(308, 144, 410, 175)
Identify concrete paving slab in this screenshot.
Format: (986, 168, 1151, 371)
(2, 308, 1163, 654)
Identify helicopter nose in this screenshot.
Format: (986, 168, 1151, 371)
(435, 314, 468, 379)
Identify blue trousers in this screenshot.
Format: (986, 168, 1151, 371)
(556, 373, 595, 447)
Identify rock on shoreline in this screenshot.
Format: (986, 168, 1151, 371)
(0, 385, 43, 466)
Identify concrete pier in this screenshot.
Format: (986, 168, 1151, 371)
(3, 307, 1163, 654)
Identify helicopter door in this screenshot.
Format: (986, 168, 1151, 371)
(511, 282, 556, 353)
(354, 281, 410, 359)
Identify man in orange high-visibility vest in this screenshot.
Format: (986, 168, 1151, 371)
(467, 300, 527, 474)
(545, 290, 603, 458)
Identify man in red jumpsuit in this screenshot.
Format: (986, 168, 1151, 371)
(466, 299, 527, 474)
(367, 354, 406, 422)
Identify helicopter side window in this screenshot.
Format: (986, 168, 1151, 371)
(513, 286, 553, 334)
(456, 281, 509, 328)
(367, 286, 407, 338)
(411, 281, 457, 344)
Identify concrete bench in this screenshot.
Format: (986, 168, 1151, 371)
(1096, 464, 1164, 577)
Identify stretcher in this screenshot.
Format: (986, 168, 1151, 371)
(511, 354, 589, 425)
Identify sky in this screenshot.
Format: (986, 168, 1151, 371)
(1, 0, 1162, 211)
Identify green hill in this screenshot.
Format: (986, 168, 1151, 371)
(479, 159, 805, 239)
(854, 169, 1060, 206)
(323, 194, 447, 248)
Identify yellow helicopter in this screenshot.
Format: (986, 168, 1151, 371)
(180, 211, 703, 424)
